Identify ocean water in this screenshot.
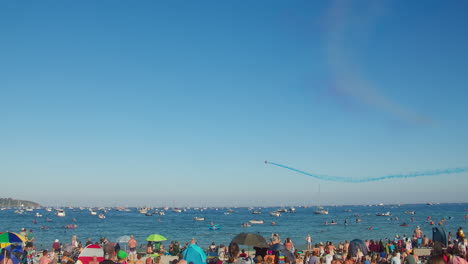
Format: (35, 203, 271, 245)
(0, 203, 466, 250)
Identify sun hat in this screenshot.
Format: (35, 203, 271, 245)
(55, 239, 59, 242)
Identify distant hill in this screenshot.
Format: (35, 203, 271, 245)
(0, 198, 41, 207)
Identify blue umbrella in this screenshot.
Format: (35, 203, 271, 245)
(182, 244, 206, 264)
(0, 245, 24, 264)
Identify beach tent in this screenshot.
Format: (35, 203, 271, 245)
(432, 226, 447, 247)
(348, 239, 368, 257)
(182, 244, 207, 264)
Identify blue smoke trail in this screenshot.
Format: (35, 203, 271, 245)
(265, 161, 468, 183)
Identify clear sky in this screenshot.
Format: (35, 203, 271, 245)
(1, 0, 467, 207)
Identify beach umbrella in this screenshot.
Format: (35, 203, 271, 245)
(0, 245, 24, 264)
(116, 236, 131, 243)
(78, 244, 104, 264)
(231, 233, 269, 248)
(146, 234, 167, 242)
(0, 232, 27, 244)
(182, 244, 206, 264)
(116, 236, 131, 251)
(348, 239, 368, 257)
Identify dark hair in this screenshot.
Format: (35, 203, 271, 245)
(428, 255, 445, 264)
(228, 242, 240, 263)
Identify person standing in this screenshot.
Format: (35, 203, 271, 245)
(128, 235, 137, 262)
(27, 230, 35, 246)
(52, 239, 61, 253)
(306, 235, 312, 251)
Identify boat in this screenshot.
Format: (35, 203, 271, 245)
(139, 207, 149, 214)
(405, 211, 416, 215)
(289, 207, 296, 213)
(400, 222, 409, 226)
(35, 213, 43, 217)
(314, 207, 329, 215)
(269, 211, 281, 217)
(56, 209, 66, 217)
(193, 217, 205, 221)
(271, 221, 277, 225)
(376, 212, 391, 216)
(241, 222, 251, 227)
(344, 209, 352, 212)
(277, 208, 288, 213)
(45, 207, 53, 212)
(90, 211, 97, 215)
(249, 220, 265, 224)
(313, 184, 329, 215)
(172, 208, 182, 213)
(251, 210, 262, 214)
(98, 214, 106, 219)
(145, 213, 152, 216)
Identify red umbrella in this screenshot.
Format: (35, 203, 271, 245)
(78, 244, 104, 264)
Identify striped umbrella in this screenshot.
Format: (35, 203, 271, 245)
(0, 232, 27, 244)
(77, 244, 104, 264)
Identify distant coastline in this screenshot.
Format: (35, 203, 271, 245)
(0, 197, 41, 207)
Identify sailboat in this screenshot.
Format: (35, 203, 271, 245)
(313, 184, 329, 215)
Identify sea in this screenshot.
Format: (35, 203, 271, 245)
(1, 203, 466, 251)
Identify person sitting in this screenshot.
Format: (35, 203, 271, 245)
(240, 249, 248, 258)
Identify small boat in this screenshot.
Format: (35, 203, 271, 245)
(46, 218, 53, 222)
(277, 208, 288, 213)
(172, 208, 182, 213)
(252, 210, 262, 214)
(405, 211, 416, 215)
(90, 211, 97, 215)
(45, 208, 53, 212)
(64, 224, 78, 229)
(193, 217, 205, 221)
(376, 212, 391, 216)
(344, 209, 352, 212)
(56, 209, 66, 217)
(314, 207, 329, 215)
(269, 211, 281, 217)
(271, 221, 276, 226)
(98, 214, 106, 219)
(139, 207, 149, 214)
(289, 207, 296, 213)
(145, 213, 152, 216)
(241, 222, 251, 227)
(35, 213, 43, 217)
(249, 220, 265, 224)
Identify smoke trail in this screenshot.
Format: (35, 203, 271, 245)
(265, 161, 468, 183)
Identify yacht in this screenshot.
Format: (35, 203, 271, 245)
(56, 209, 66, 217)
(269, 211, 281, 217)
(314, 207, 329, 215)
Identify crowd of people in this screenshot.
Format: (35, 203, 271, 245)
(1, 227, 467, 264)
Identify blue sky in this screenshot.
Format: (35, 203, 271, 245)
(1, 0, 467, 207)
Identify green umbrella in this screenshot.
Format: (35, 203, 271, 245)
(146, 234, 167, 242)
